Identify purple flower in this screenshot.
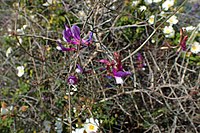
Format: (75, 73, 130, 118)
(112, 68, 131, 84)
(58, 25, 93, 52)
(99, 52, 131, 84)
(76, 64, 83, 73)
(67, 76, 78, 85)
(81, 32, 93, 46)
(113, 68, 131, 77)
(57, 41, 76, 51)
(63, 25, 81, 45)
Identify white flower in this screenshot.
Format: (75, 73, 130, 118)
(111, 5, 116, 10)
(153, 0, 162, 3)
(75, 68, 81, 73)
(185, 26, 195, 32)
(139, 6, 147, 11)
(160, 11, 165, 17)
(151, 39, 155, 43)
(17, 37, 23, 46)
(22, 25, 28, 30)
(84, 118, 99, 133)
(148, 15, 155, 25)
(166, 15, 178, 25)
(43, 0, 54, 6)
(17, 66, 25, 77)
(17, 25, 27, 34)
(7, 28, 12, 36)
(144, 0, 153, 4)
(162, 0, 174, 11)
(73, 107, 77, 113)
(17, 28, 24, 34)
(114, 76, 124, 84)
(163, 25, 175, 38)
(6, 47, 12, 57)
(132, 0, 139, 6)
(72, 128, 85, 133)
(56, 46, 62, 51)
(191, 42, 200, 54)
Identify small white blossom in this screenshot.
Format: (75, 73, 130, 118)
(139, 6, 147, 11)
(16, 28, 24, 34)
(17, 25, 27, 34)
(17, 66, 25, 77)
(115, 76, 124, 84)
(17, 37, 23, 46)
(72, 128, 85, 133)
(6, 47, 12, 57)
(162, 0, 174, 11)
(185, 26, 196, 32)
(151, 39, 155, 43)
(22, 25, 28, 30)
(191, 42, 200, 54)
(153, 0, 162, 3)
(160, 11, 166, 17)
(75, 68, 81, 73)
(56, 46, 62, 51)
(163, 25, 175, 38)
(166, 15, 178, 25)
(144, 0, 153, 4)
(132, 1, 139, 6)
(148, 15, 155, 25)
(7, 28, 12, 36)
(84, 118, 99, 133)
(43, 0, 54, 6)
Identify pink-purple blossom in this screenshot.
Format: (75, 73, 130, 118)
(76, 64, 84, 73)
(67, 75, 78, 85)
(58, 25, 93, 51)
(99, 52, 131, 84)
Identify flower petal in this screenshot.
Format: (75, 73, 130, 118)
(67, 76, 78, 85)
(17, 66, 25, 77)
(63, 28, 72, 43)
(113, 70, 131, 77)
(71, 25, 81, 41)
(76, 64, 83, 73)
(114, 76, 124, 84)
(57, 41, 76, 51)
(99, 59, 110, 65)
(82, 32, 93, 45)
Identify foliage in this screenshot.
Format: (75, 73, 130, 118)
(0, 0, 200, 132)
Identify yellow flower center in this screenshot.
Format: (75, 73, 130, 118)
(165, 29, 171, 34)
(169, 19, 173, 23)
(167, 3, 172, 8)
(191, 45, 197, 51)
(149, 18, 154, 23)
(88, 124, 95, 131)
